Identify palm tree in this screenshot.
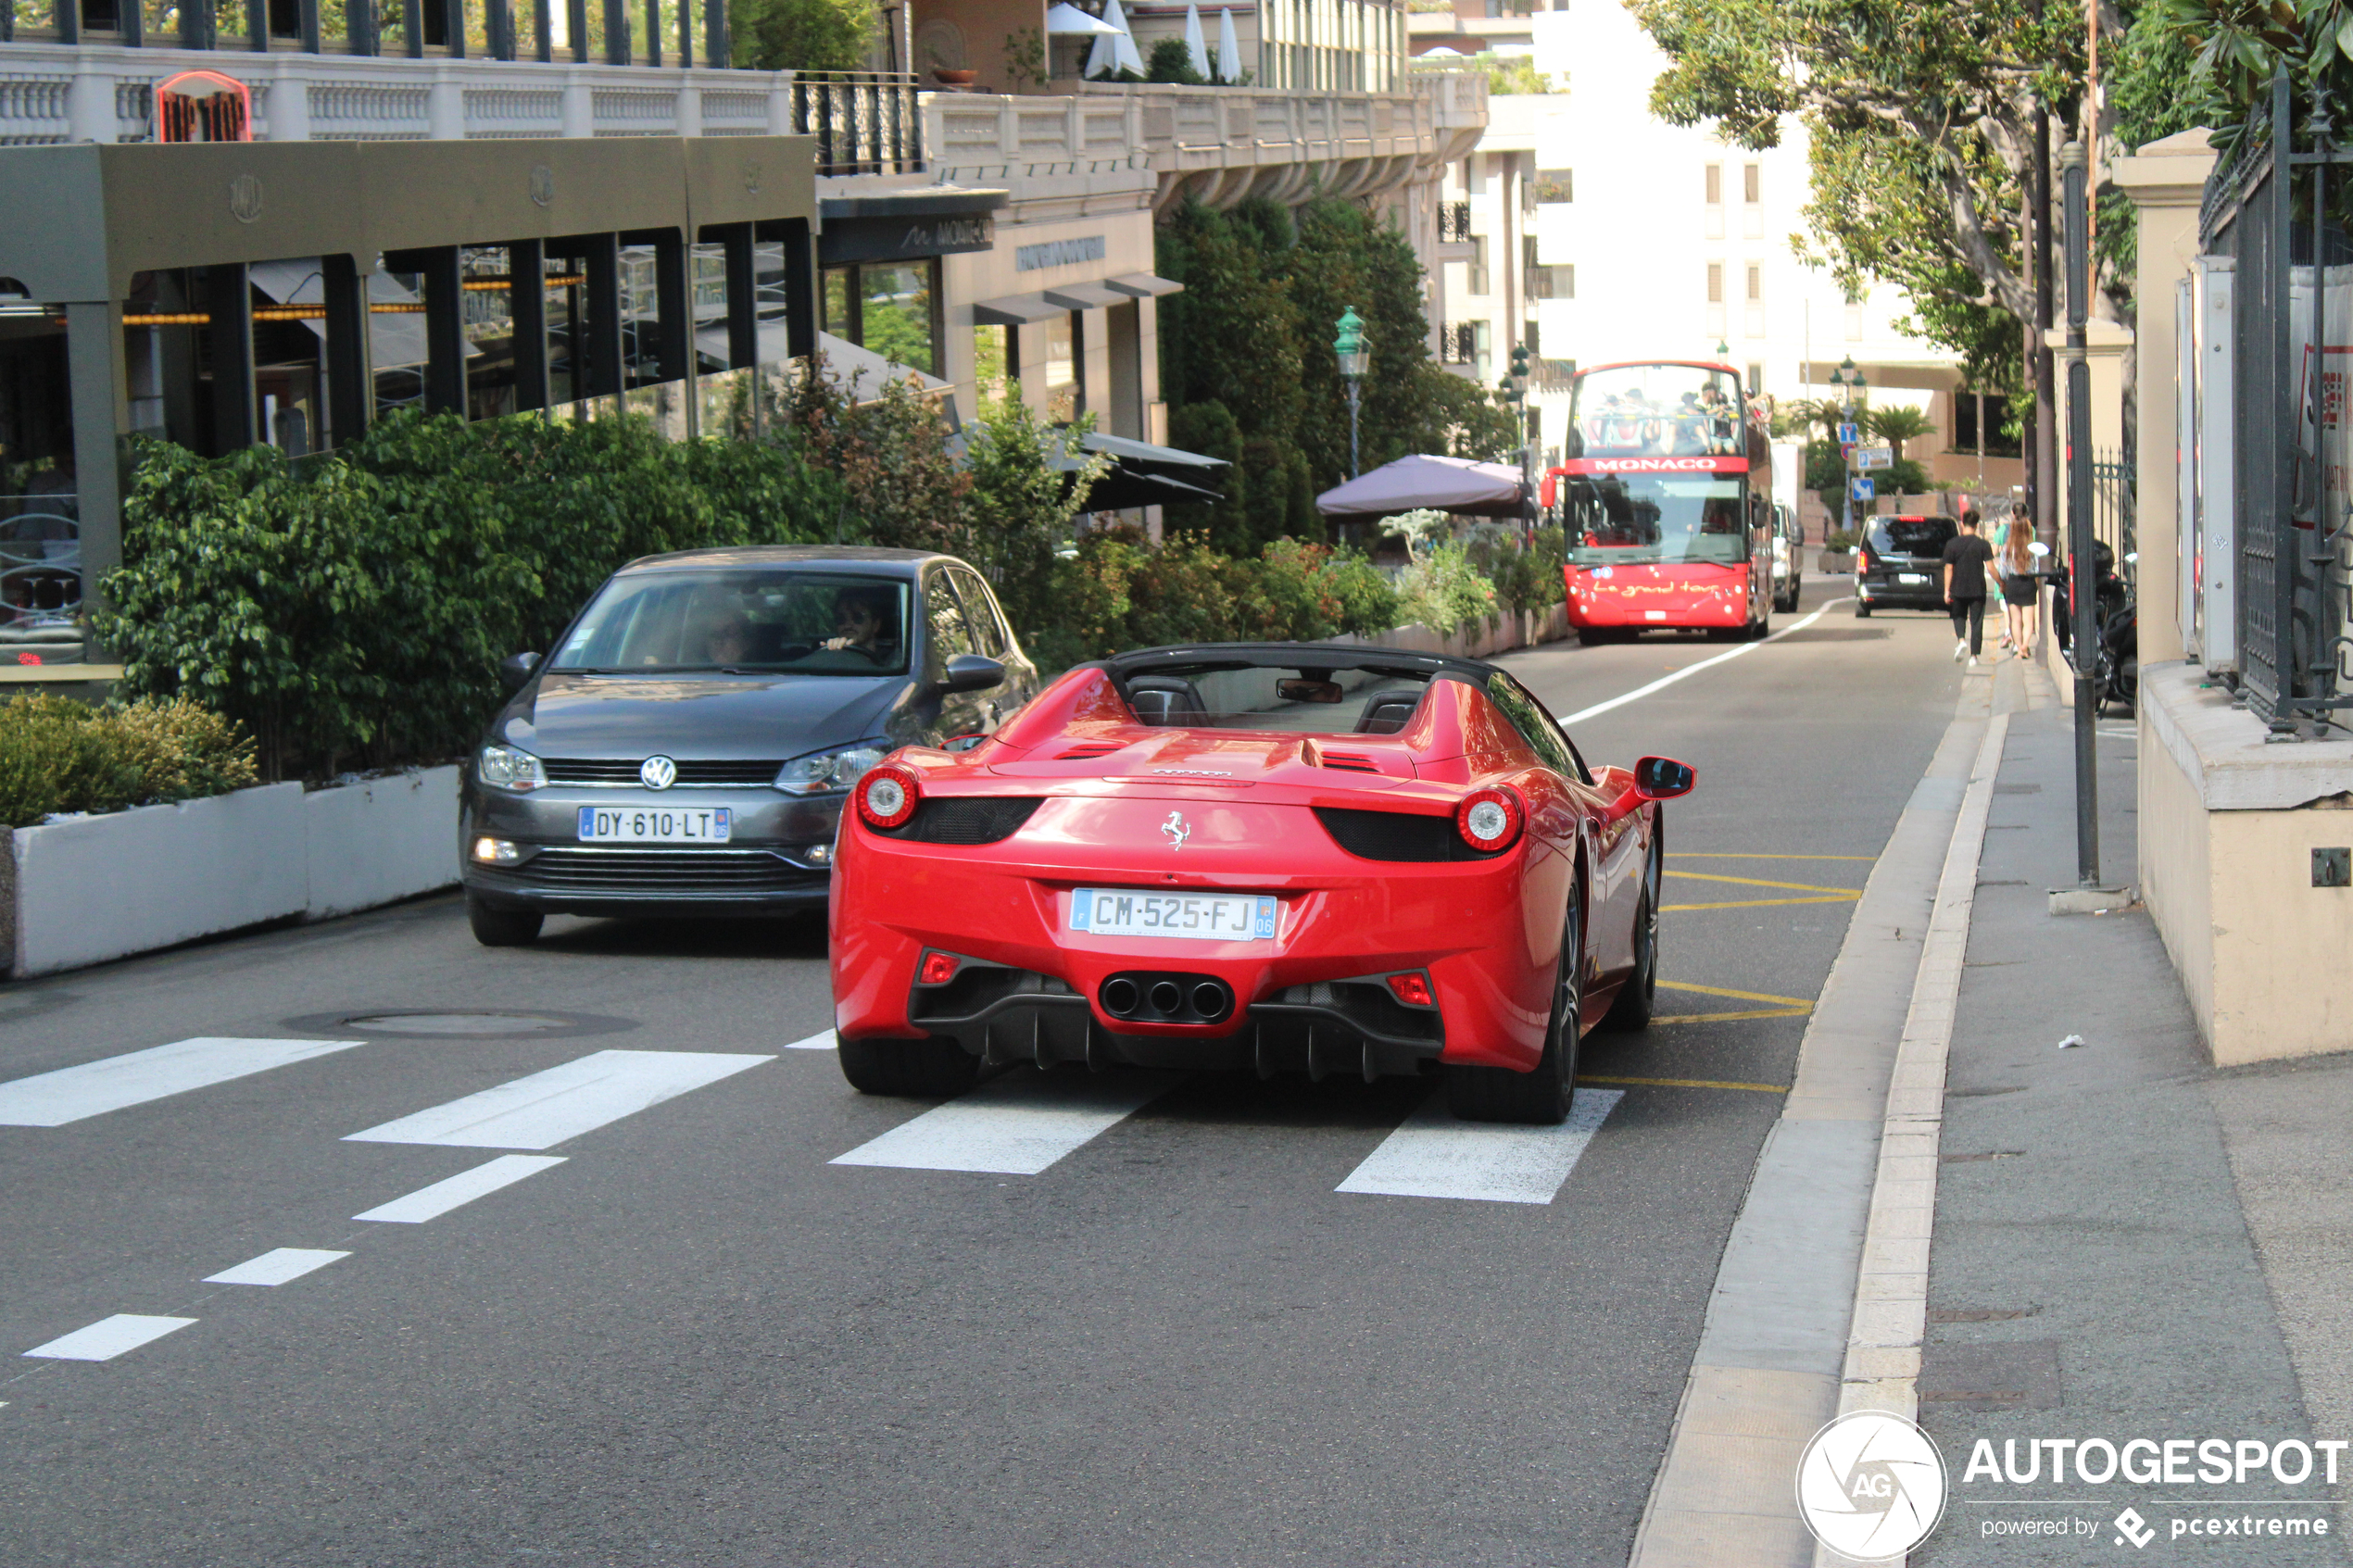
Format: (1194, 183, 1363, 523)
(1865, 406, 1938, 463)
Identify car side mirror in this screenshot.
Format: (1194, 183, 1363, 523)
(1633, 756, 1696, 801)
(497, 651, 541, 695)
(941, 653, 1005, 695)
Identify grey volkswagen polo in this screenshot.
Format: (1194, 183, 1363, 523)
(459, 546, 1037, 946)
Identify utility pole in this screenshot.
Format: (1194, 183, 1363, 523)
(2062, 139, 2098, 887)
(2033, 105, 2058, 550)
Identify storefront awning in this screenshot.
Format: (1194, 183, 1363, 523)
(1105, 272, 1183, 297)
(971, 292, 1070, 326)
(1041, 282, 1128, 310)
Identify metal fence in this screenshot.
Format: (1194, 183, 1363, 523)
(2197, 72, 2353, 730)
(790, 72, 925, 178)
(2091, 446, 2133, 563)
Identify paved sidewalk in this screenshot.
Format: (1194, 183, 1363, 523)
(1916, 659, 2350, 1562)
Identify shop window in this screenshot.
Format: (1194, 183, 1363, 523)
(858, 260, 937, 377)
(975, 324, 1013, 404)
(1043, 311, 1079, 423)
(823, 268, 856, 342)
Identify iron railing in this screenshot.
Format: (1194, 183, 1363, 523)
(791, 70, 924, 177)
(1436, 322, 1476, 365)
(2091, 446, 2133, 563)
(2198, 72, 2353, 730)
(1438, 200, 1471, 243)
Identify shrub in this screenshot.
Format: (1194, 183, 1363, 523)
(1395, 542, 1498, 635)
(730, 0, 876, 71)
(0, 695, 258, 828)
(1145, 36, 1206, 83)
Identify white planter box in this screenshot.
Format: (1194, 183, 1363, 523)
(9, 767, 461, 978)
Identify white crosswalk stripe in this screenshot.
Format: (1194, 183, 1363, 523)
(25, 1314, 197, 1361)
(784, 1030, 838, 1051)
(204, 1248, 351, 1286)
(1336, 1088, 1623, 1204)
(344, 1048, 772, 1150)
(353, 1154, 567, 1223)
(0, 1037, 364, 1127)
(831, 1071, 1179, 1175)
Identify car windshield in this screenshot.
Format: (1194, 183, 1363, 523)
(1561, 474, 1750, 565)
(1122, 663, 1434, 736)
(549, 570, 912, 675)
(1571, 365, 1744, 457)
(1871, 518, 1957, 558)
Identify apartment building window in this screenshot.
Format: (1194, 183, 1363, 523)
(1706, 263, 1723, 304)
(1745, 265, 1760, 301)
(1747, 362, 1764, 391)
(1844, 293, 1866, 341)
(1743, 164, 1760, 203)
(1563, 263, 1575, 298)
(1469, 236, 1490, 295)
(1534, 169, 1573, 203)
(1705, 165, 1721, 206)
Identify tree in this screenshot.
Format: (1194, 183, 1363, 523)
(730, 0, 876, 70)
(1146, 36, 1206, 84)
(1866, 406, 1938, 462)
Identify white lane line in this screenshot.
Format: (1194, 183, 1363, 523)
(25, 1314, 197, 1361)
(1336, 1087, 1624, 1204)
(204, 1248, 351, 1286)
(831, 1072, 1180, 1175)
(344, 1048, 773, 1150)
(784, 1030, 838, 1051)
(1554, 598, 1849, 727)
(353, 1154, 566, 1223)
(0, 1037, 364, 1128)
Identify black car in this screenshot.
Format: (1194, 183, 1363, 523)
(459, 546, 1038, 945)
(1854, 515, 1958, 616)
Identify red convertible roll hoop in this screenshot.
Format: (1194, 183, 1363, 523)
(828, 645, 1694, 1124)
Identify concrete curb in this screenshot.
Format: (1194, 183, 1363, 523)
(1814, 711, 2007, 1565)
(1628, 680, 1994, 1568)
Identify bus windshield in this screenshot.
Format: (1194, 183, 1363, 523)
(1571, 364, 1745, 458)
(1560, 473, 1751, 566)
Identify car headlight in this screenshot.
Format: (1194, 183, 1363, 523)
(477, 744, 547, 793)
(775, 740, 890, 796)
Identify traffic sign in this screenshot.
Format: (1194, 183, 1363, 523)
(1855, 444, 1894, 470)
(1851, 476, 1876, 500)
(1836, 422, 1861, 445)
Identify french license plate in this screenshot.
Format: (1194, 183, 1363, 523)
(1898, 572, 1929, 585)
(576, 805, 733, 843)
(1070, 888, 1277, 942)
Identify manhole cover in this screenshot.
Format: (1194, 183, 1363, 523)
(283, 1009, 637, 1040)
(346, 1011, 574, 1035)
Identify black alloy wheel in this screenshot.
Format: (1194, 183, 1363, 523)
(838, 1035, 981, 1098)
(1603, 834, 1661, 1033)
(1447, 880, 1584, 1125)
(466, 893, 543, 947)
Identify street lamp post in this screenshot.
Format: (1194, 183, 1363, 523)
(1334, 307, 1369, 480)
(1503, 342, 1531, 536)
(1830, 355, 1865, 537)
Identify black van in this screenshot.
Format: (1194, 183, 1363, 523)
(1855, 515, 1957, 616)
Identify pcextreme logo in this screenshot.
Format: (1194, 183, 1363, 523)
(1796, 1411, 1949, 1559)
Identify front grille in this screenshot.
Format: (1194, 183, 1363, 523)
(519, 847, 812, 889)
(1314, 806, 1500, 862)
(543, 759, 784, 787)
(879, 796, 1045, 846)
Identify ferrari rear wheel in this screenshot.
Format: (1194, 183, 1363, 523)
(1602, 836, 1660, 1033)
(837, 1035, 980, 1098)
(1447, 884, 1583, 1126)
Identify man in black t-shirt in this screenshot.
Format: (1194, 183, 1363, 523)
(1941, 510, 1995, 666)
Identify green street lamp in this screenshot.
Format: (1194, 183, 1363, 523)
(1714, 339, 1730, 360)
(1335, 307, 1368, 479)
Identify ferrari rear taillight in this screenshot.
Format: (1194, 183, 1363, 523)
(1386, 972, 1434, 1008)
(856, 764, 921, 830)
(1454, 787, 1523, 853)
(918, 950, 960, 985)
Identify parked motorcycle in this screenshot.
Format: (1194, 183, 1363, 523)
(2094, 552, 2139, 715)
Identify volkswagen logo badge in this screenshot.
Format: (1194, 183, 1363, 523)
(227, 172, 263, 224)
(528, 164, 556, 207)
(639, 756, 678, 791)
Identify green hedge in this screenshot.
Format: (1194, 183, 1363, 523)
(0, 695, 258, 829)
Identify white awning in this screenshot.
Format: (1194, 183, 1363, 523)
(1045, 2, 1119, 34)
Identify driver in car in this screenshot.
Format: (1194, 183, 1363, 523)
(824, 585, 896, 659)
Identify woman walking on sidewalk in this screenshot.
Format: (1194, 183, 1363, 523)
(1997, 505, 2040, 659)
(1942, 510, 1994, 666)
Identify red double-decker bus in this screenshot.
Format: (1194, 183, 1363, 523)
(1541, 360, 1776, 644)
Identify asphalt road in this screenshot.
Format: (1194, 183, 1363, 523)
(0, 580, 1976, 1568)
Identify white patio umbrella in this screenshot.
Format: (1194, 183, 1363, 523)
(1215, 7, 1240, 81)
(1087, 0, 1147, 77)
(1045, 1, 1117, 36)
(1183, 4, 1211, 81)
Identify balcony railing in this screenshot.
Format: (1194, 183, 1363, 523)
(1437, 322, 1477, 365)
(1438, 200, 1471, 243)
(791, 71, 924, 177)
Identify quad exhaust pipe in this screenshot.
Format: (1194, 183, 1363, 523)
(1100, 972, 1232, 1024)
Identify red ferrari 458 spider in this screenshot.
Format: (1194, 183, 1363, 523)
(828, 644, 1694, 1124)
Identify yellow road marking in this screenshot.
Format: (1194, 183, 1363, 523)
(1659, 981, 1814, 1007)
(1667, 852, 1876, 861)
(1667, 870, 1863, 894)
(1579, 1074, 1789, 1093)
(1662, 895, 1860, 911)
(1654, 1007, 1813, 1022)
